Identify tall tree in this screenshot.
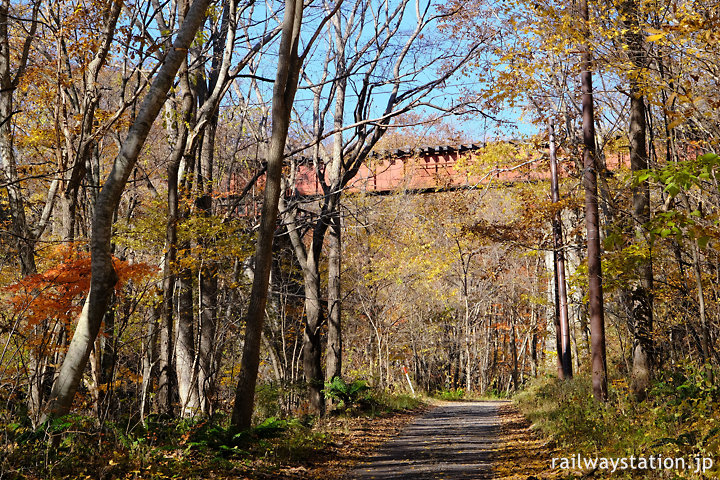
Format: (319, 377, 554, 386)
(281, 0, 483, 414)
(0, 0, 40, 276)
(153, 0, 273, 418)
(0, 0, 43, 423)
(548, 121, 572, 379)
(231, 0, 307, 430)
(42, 0, 215, 420)
(579, 0, 607, 401)
(618, 0, 653, 398)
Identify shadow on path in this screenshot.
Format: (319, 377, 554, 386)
(349, 401, 504, 480)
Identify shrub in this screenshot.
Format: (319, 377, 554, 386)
(434, 388, 466, 401)
(323, 377, 371, 411)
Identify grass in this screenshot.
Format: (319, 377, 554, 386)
(430, 387, 510, 402)
(514, 365, 720, 478)
(369, 392, 423, 412)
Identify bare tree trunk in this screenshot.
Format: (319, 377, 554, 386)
(326, 212, 342, 381)
(176, 262, 199, 417)
(301, 248, 326, 414)
(198, 263, 218, 413)
(324, 10, 348, 383)
(42, 0, 214, 420)
(140, 303, 160, 422)
(464, 296, 471, 392)
(158, 152, 180, 415)
(680, 193, 712, 360)
(97, 297, 118, 420)
(175, 88, 199, 416)
(0, 0, 41, 277)
(271, 173, 328, 410)
(620, 0, 653, 399)
(548, 250, 564, 378)
(194, 12, 227, 412)
(510, 314, 518, 392)
(197, 124, 219, 413)
(0, 0, 41, 272)
(157, 50, 195, 416)
(579, 0, 607, 401)
(1, 0, 42, 421)
(549, 121, 573, 379)
(230, 0, 305, 430)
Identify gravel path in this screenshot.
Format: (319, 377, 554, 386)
(349, 401, 504, 479)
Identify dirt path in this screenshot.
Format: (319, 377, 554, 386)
(348, 401, 506, 479)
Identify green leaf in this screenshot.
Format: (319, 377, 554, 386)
(635, 170, 652, 183)
(665, 183, 681, 197)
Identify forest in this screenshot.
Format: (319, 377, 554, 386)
(0, 0, 719, 477)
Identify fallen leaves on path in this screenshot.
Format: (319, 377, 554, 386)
(280, 407, 430, 480)
(494, 402, 564, 480)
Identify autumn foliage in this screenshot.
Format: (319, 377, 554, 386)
(4, 244, 155, 342)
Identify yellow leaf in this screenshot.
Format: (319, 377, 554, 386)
(668, 118, 684, 129)
(647, 32, 669, 41)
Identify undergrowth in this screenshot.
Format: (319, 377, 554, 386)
(323, 376, 422, 415)
(432, 387, 510, 401)
(434, 387, 467, 401)
(515, 364, 720, 478)
(0, 380, 424, 479)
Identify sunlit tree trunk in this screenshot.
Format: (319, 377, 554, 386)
(302, 252, 326, 413)
(1, 0, 42, 421)
(157, 38, 196, 414)
(42, 0, 214, 421)
(579, 0, 607, 401)
(194, 5, 228, 412)
(140, 303, 160, 422)
(549, 121, 572, 379)
(282, 202, 329, 414)
(680, 193, 712, 361)
(324, 10, 349, 384)
(230, 0, 305, 430)
(326, 212, 342, 382)
(0, 0, 42, 277)
(198, 126, 219, 413)
(176, 258, 200, 416)
(510, 314, 518, 392)
(2, 0, 57, 425)
(157, 118, 187, 416)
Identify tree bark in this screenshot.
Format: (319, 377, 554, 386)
(173, 24, 201, 417)
(42, 0, 214, 421)
(324, 8, 349, 384)
(176, 259, 199, 416)
(197, 111, 219, 415)
(1, 0, 43, 422)
(0, 0, 40, 276)
(157, 47, 196, 414)
(281, 195, 329, 415)
(302, 252, 326, 413)
(620, 0, 653, 399)
(549, 121, 572, 379)
(157, 39, 196, 415)
(326, 213, 342, 381)
(579, 0, 607, 401)
(230, 0, 305, 430)
(140, 302, 160, 422)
